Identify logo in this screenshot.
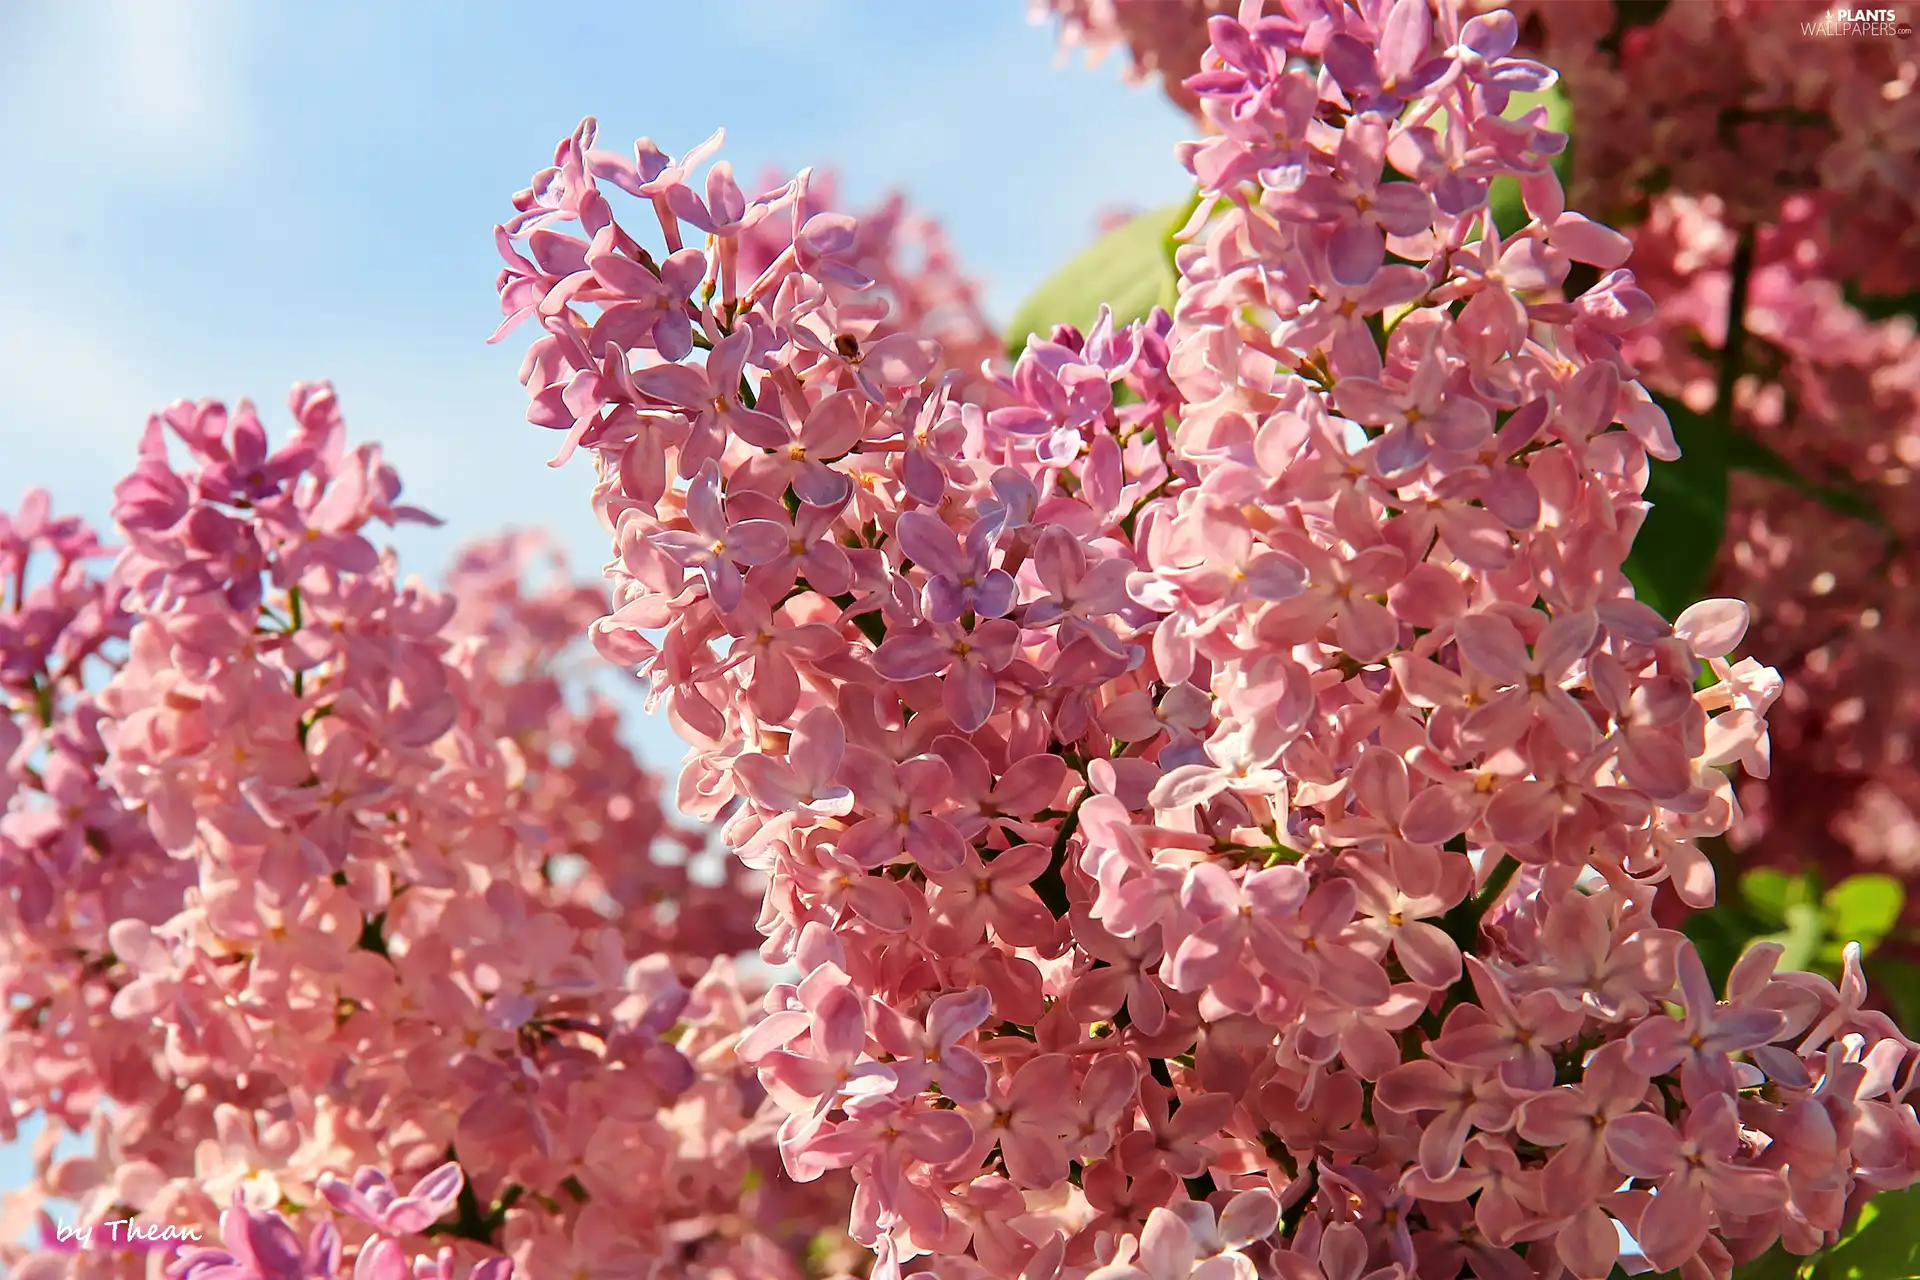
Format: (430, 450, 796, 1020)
(1802, 6, 1911, 34)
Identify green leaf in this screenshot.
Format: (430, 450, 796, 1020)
(1725, 431, 1886, 529)
(1734, 1183, 1920, 1280)
(1685, 869, 1809, 991)
(1488, 83, 1573, 237)
(1732, 1243, 1817, 1280)
(1684, 904, 1762, 992)
(1823, 874, 1904, 953)
(1003, 200, 1193, 359)
(1625, 395, 1729, 618)
(1763, 902, 1828, 975)
(1626, 387, 1886, 618)
(1817, 1184, 1920, 1280)
(1843, 283, 1920, 326)
(1741, 868, 1811, 924)
(1868, 958, 1920, 1035)
(1707, 868, 1901, 986)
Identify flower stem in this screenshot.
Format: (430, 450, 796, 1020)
(1716, 225, 1757, 433)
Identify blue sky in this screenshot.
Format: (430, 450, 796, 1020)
(0, 0, 1192, 1209)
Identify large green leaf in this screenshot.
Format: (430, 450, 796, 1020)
(1684, 902, 1759, 992)
(1763, 902, 1827, 974)
(1732, 1244, 1816, 1280)
(1824, 874, 1904, 953)
(1741, 868, 1810, 922)
(1624, 387, 1889, 616)
(1615, 386, 1886, 618)
(1685, 867, 1905, 993)
(1688, 868, 1797, 991)
(1727, 1185, 1920, 1280)
(1815, 1184, 1920, 1280)
(1003, 200, 1192, 359)
(1624, 395, 1729, 618)
(1870, 957, 1920, 1038)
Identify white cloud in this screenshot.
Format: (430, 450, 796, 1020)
(0, 296, 169, 533)
(0, 0, 251, 185)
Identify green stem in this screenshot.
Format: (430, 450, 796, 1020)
(1422, 855, 1522, 1038)
(1031, 797, 1083, 918)
(1279, 1162, 1319, 1237)
(286, 585, 307, 700)
(827, 593, 886, 647)
(421, 1148, 500, 1245)
(356, 910, 389, 959)
(1442, 855, 1519, 954)
(1716, 226, 1756, 433)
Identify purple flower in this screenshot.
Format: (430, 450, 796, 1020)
(630, 329, 784, 474)
(648, 461, 786, 611)
(894, 510, 1016, 624)
(733, 706, 857, 819)
(1321, 0, 1450, 116)
(318, 1161, 465, 1236)
(1626, 944, 1788, 1102)
(835, 747, 966, 873)
(1278, 116, 1436, 288)
(1445, 11, 1557, 96)
(731, 387, 864, 507)
(194, 405, 315, 505)
(868, 986, 995, 1104)
(870, 619, 1020, 733)
(168, 1197, 339, 1280)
